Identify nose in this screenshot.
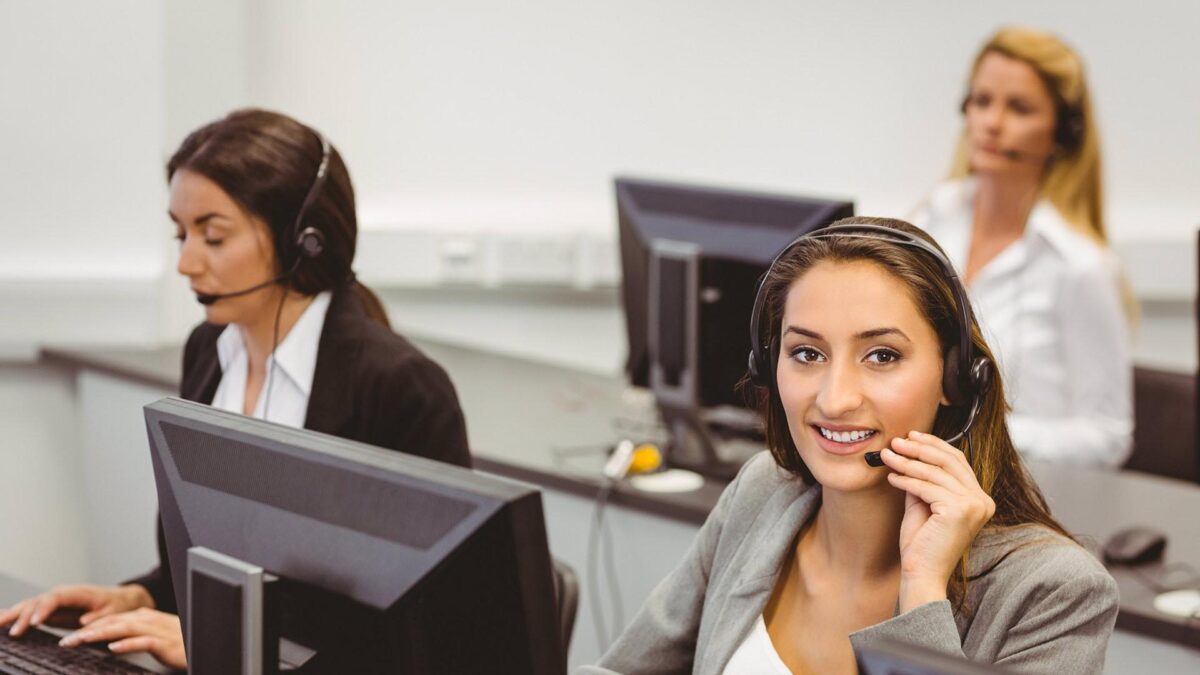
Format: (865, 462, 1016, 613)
(977, 102, 1005, 135)
(176, 234, 204, 279)
(815, 358, 863, 419)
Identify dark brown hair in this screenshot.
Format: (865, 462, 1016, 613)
(750, 216, 1072, 609)
(167, 108, 390, 327)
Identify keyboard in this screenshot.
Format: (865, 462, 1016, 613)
(0, 628, 152, 674)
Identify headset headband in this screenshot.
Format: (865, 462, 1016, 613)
(748, 223, 977, 393)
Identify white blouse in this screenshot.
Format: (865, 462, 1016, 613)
(912, 179, 1133, 467)
(723, 615, 793, 675)
(211, 291, 332, 428)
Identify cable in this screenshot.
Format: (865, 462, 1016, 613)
(260, 280, 289, 422)
(587, 482, 614, 650)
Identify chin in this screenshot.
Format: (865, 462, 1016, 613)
(798, 445, 892, 493)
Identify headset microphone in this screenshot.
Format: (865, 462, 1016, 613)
(195, 274, 288, 306)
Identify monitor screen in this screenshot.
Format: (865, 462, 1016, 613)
(144, 397, 561, 674)
(617, 176, 853, 410)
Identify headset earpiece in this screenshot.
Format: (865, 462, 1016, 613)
(1054, 102, 1084, 154)
(296, 226, 326, 259)
(942, 343, 967, 407)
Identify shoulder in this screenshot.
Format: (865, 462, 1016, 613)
(343, 317, 457, 400)
(971, 524, 1116, 599)
(716, 452, 813, 525)
(1027, 203, 1116, 276)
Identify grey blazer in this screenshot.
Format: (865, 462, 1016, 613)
(581, 452, 1118, 674)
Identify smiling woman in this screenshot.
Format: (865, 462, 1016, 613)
(581, 217, 1118, 675)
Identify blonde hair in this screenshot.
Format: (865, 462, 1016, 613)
(949, 27, 1104, 243)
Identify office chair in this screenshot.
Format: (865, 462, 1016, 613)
(1126, 367, 1199, 484)
(551, 558, 580, 671)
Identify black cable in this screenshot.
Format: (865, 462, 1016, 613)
(260, 280, 289, 422)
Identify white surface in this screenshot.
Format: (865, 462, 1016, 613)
(0, 364, 89, 587)
(630, 468, 706, 493)
(1153, 589, 1200, 620)
(242, 0, 1200, 243)
(76, 372, 171, 585)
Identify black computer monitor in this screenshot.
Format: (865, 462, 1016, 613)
(144, 397, 561, 674)
(616, 177, 853, 477)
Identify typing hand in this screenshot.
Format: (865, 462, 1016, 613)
(880, 430, 995, 612)
(59, 607, 186, 670)
(0, 584, 154, 637)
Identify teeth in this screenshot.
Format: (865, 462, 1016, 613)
(818, 427, 876, 443)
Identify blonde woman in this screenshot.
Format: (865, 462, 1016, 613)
(912, 27, 1133, 467)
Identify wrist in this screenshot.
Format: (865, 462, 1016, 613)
(898, 576, 948, 614)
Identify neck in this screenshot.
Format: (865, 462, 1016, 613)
(238, 288, 317, 371)
(807, 483, 905, 580)
(972, 171, 1043, 236)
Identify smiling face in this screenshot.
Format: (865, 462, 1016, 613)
(964, 51, 1059, 175)
(776, 260, 948, 493)
(170, 168, 282, 326)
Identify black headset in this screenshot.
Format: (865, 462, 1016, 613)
(287, 132, 331, 266)
(195, 132, 332, 306)
(746, 223, 992, 450)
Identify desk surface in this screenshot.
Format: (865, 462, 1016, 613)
(42, 342, 1200, 651)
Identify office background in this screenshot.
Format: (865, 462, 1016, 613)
(1, 0, 1198, 630)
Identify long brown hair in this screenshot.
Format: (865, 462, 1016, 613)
(167, 108, 391, 327)
(751, 216, 1072, 610)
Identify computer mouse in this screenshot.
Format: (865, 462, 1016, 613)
(1102, 526, 1167, 566)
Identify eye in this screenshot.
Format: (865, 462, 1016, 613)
(1009, 99, 1032, 115)
(969, 92, 992, 109)
(204, 238, 225, 247)
(789, 346, 826, 364)
(865, 348, 902, 365)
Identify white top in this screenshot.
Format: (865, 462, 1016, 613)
(211, 291, 333, 428)
(912, 178, 1133, 466)
(723, 615, 793, 675)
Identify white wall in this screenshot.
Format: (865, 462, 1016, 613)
(240, 0, 1200, 242)
(4, 0, 1197, 360)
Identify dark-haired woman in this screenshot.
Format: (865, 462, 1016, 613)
(582, 218, 1116, 674)
(0, 109, 471, 669)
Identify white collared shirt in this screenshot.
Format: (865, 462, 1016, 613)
(211, 291, 333, 429)
(913, 178, 1133, 467)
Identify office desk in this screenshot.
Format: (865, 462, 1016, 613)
(38, 342, 1200, 669)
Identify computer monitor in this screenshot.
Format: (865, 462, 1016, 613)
(616, 177, 853, 477)
(144, 397, 561, 674)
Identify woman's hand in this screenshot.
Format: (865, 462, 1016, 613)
(880, 430, 995, 612)
(59, 607, 186, 670)
(0, 584, 154, 637)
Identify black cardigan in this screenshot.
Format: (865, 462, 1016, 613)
(128, 285, 472, 611)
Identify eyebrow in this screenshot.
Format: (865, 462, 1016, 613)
(167, 211, 231, 226)
(784, 326, 911, 342)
